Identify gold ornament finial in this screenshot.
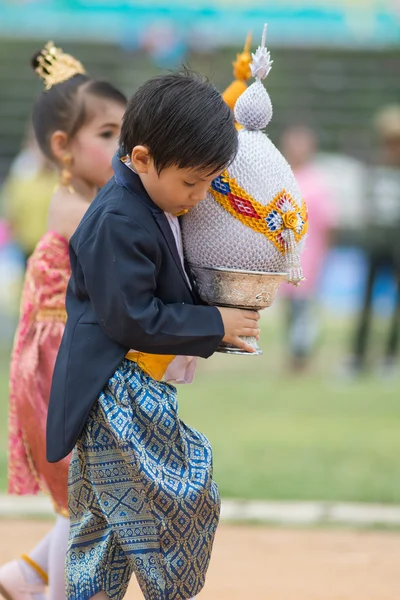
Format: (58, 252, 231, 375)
(222, 33, 253, 129)
(35, 41, 86, 91)
(233, 32, 252, 82)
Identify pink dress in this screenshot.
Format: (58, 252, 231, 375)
(8, 231, 70, 515)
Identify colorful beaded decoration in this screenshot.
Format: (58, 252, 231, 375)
(211, 170, 308, 255)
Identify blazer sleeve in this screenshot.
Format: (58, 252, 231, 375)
(77, 211, 224, 357)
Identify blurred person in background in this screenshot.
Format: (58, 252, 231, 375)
(344, 105, 400, 379)
(0, 218, 26, 339)
(0, 124, 57, 263)
(0, 126, 55, 341)
(280, 124, 337, 372)
(0, 42, 126, 600)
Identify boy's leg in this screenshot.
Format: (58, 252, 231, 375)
(68, 361, 218, 599)
(66, 438, 132, 600)
(88, 588, 194, 600)
(99, 365, 219, 599)
(86, 593, 196, 599)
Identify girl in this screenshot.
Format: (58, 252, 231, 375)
(0, 42, 126, 600)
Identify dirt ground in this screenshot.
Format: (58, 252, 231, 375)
(1, 519, 400, 600)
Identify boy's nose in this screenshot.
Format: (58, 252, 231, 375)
(191, 193, 206, 204)
(191, 187, 209, 203)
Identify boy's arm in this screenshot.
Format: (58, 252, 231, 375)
(77, 211, 224, 358)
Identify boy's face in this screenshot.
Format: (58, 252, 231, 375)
(131, 146, 223, 215)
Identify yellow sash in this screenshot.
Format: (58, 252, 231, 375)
(125, 350, 176, 381)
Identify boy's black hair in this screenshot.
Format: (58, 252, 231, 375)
(120, 70, 238, 175)
(31, 51, 127, 160)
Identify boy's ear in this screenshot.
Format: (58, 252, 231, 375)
(131, 146, 151, 174)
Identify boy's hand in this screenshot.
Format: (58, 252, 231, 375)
(217, 307, 260, 353)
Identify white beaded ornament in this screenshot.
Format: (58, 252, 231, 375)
(182, 25, 308, 284)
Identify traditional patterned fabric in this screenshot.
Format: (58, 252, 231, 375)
(8, 231, 70, 515)
(67, 359, 220, 600)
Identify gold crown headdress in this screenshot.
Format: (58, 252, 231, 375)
(35, 41, 86, 91)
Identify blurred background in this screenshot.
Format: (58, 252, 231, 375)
(0, 0, 400, 515)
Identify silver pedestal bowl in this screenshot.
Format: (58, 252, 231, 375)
(189, 266, 288, 355)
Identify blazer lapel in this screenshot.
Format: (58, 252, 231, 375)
(152, 212, 195, 298)
(113, 149, 196, 299)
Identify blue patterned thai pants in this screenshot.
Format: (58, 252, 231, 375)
(67, 360, 220, 600)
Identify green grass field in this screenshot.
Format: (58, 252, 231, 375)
(0, 310, 399, 503)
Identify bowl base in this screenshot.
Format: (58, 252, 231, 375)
(216, 336, 263, 356)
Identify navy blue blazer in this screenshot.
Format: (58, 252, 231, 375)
(46, 152, 224, 463)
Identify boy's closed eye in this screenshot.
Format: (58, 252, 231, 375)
(184, 181, 196, 188)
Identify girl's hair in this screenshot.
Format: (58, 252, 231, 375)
(120, 70, 238, 175)
(31, 51, 127, 159)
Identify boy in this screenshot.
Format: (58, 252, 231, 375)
(47, 71, 260, 600)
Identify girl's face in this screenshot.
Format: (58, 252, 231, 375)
(69, 96, 125, 189)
